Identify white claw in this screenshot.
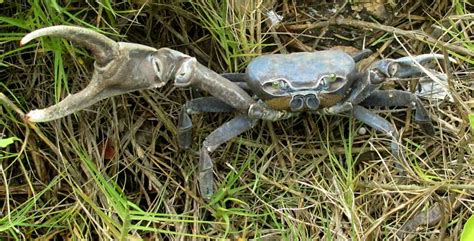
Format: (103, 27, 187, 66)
(25, 109, 48, 122)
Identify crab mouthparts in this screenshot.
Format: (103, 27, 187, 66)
(290, 93, 320, 112)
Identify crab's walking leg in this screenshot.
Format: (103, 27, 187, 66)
(352, 105, 402, 159)
(220, 73, 252, 92)
(199, 115, 256, 199)
(351, 49, 373, 62)
(327, 54, 449, 116)
(174, 58, 286, 198)
(178, 97, 236, 149)
(361, 90, 435, 135)
(220, 73, 247, 82)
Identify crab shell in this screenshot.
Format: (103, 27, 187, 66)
(245, 50, 356, 111)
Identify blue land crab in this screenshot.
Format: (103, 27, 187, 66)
(22, 26, 443, 199)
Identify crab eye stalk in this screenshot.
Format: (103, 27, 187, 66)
(279, 79, 289, 89)
(320, 76, 331, 90)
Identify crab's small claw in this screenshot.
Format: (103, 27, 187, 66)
(22, 25, 185, 122)
(371, 54, 454, 80)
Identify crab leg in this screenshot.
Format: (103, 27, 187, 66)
(183, 97, 236, 114)
(199, 115, 256, 199)
(352, 105, 402, 159)
(220, 73, 252, 92)
(178, 97, 236, 149)
(220, 73, 247, 82)
(361, 90, 435, 135)
(351, 49, 373, 62)
(174, 58, 288, 198)
(326, 53, 449, 116)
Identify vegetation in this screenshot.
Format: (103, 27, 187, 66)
(0, 0, 472, 239)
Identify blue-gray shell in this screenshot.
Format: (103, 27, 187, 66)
(246, 50, 356, 99)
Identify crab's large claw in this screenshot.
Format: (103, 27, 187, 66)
(22, 25, 185, 122)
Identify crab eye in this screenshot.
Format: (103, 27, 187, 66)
(319, 74, 347, 92)
(328, 73, 337, 82)
(272, 81, 280, 89)
(271, 79, 288, 89)
(262, 79, 291, 96)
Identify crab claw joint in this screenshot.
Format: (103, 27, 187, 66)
(22, 25, 183, 122)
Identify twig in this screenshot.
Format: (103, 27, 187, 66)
(284, 17, 474, 57)
(0, 93, 61, 155)
(358, 182, 474, 191)
(396, 195, 463, 239)
(141, 91, 177, 136)
(0, 93, 26, 118)
(156, 17, 221, 70)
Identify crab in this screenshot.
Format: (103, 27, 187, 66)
(21, 26, 444, 200)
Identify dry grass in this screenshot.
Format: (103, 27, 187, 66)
(0, 0, 473, 240)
